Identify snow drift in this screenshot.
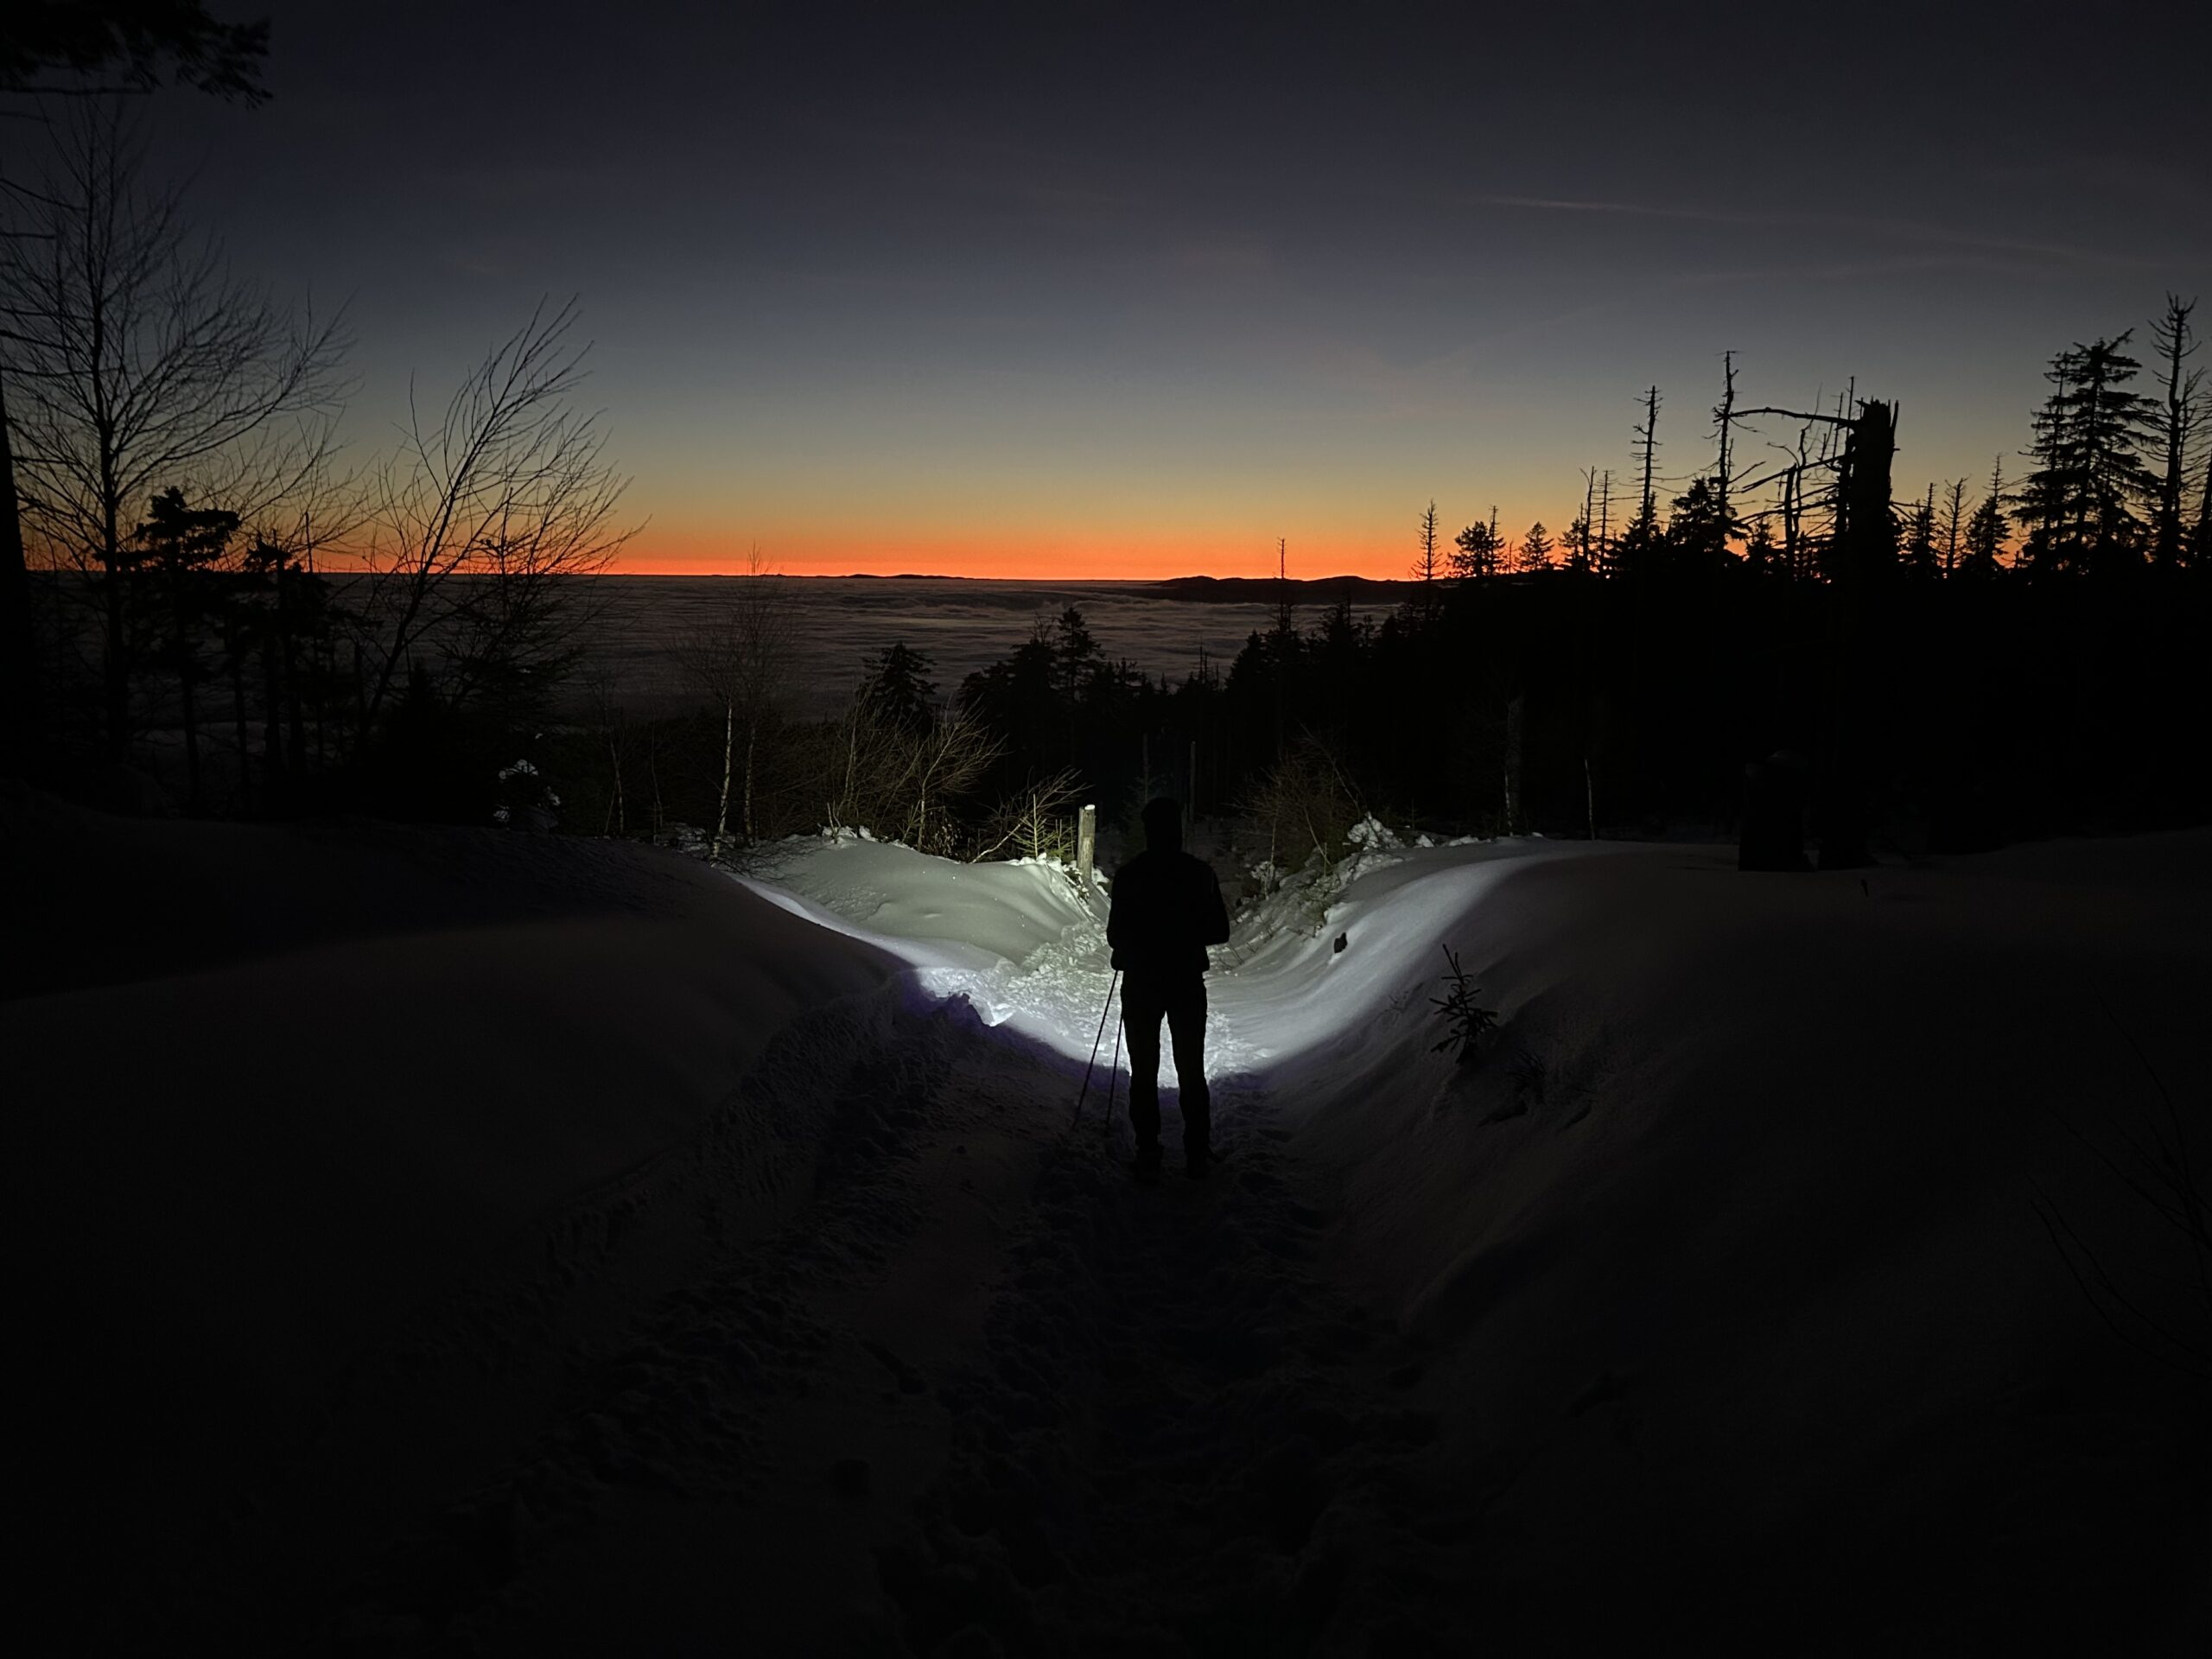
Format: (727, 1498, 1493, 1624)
(6, 785, 900, 1614)
(737, 821, 2212, 1649)
(10, 782, 2205, 1650)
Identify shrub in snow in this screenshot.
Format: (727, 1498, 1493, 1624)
(1346, 815, 1402, 851)
(1429, 944, 1497, 1065)
(1241, 741, 1365, 880)
(975, 768, 1082, 863)
(493, 757, 561, 832)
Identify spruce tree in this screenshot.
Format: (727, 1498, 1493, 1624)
(2013, 333, 2158, 576)
(1564, 511, 1594, 574)
(1053, 606, 1098, 700)
(1661, 476, 1732, 573)
(1451, 513, 1503, 582)
(1412, 499, 1441, 583)
(1902, 485, 1938, 580)
(1744, 518, 1778, 575)
(860, 641, 938, 733)
(1517, 522, 1554, 574)
(1961, 458, 2008, 578)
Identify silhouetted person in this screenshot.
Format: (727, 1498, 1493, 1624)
(1108, 797, 1231, 1178)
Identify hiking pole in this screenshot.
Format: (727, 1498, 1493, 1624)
(1102, 997, 1123, 1141)
(1071, 969, 1120, 1129)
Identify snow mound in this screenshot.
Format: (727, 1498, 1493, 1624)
(8, 795, 900, 1563)
(741, 833, 1116, 1059)
(739, 828, 1584, 1085)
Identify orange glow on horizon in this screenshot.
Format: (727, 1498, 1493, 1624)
(612, 524, 1420, 581)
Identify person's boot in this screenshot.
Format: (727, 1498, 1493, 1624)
(1135, 1142, 1164, 1178)
(1185, 1144, 1211, 1179)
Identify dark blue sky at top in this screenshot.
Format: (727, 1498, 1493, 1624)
(119, 0, 2212, 571)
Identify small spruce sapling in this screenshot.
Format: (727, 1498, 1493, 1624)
(1429, 944, 1497, 1064)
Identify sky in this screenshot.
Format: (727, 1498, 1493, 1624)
(119, 0, 2212, 577)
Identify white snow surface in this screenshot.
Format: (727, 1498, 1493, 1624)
(12, 785, 2209, 1650)
(740, 826, 1587, 1085)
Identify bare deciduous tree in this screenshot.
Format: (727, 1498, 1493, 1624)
(815, 684, 1001, 855)
(974, 766, 1082, 862)
(677, 546, 793, 859)
(2147, 293, 2202, 569)
(2, 106, 348, 760)
(355, 296, 631, 743)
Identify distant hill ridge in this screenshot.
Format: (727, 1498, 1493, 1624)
(1148, 575, 1417, 600)
(612, 572, 1421, 594)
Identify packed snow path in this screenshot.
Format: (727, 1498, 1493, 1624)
(287, 831, 1505, 1652)
(23, 807, 2204, 1652)
(312, 989, 1465, 1654)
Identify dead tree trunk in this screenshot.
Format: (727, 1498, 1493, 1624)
(1819, 398, 1897, 870)
(1714, 352, 1737, 540)
(1638, 385, 1661, 526)
(2151, 294, 2199, 567)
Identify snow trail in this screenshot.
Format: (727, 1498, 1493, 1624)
(888, 1077, 1463, 1654)
(316, 976, 1465, 1652)
(65, 820, 2199, 1650)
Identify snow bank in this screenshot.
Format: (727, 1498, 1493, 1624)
(737, 826, 1592, 1084)
(16, 786, 2201, 1647)
(742, 822, 2210, 1643)
(1281, 830, 2212, 1643)
(741, 833, 1116, 1062)
(6, 788, 898, 1548)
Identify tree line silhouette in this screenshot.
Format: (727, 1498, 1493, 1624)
(3, 29, 2203, 862)
(921, 314, 2207, 868)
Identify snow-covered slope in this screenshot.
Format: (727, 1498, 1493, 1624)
(739, 822, 2211, 1649)
(741, 823, 1592, 1080)
(6, 787, 902, 1624)
(13, 786, 2204, 1650)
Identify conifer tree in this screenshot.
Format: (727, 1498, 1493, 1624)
(1451, 511, 1503, 582)
(1961, 458, 2008, 578)
(1594, 471, 1615, 577)
(131, 487, 239, 810)
(860, 641, 938, 734)
(1053, 606, 1097, 701)
(1743, 518, 1778, 575)
(2014, 334, 2158, 576)
(1516, 522, 1554, 574)
(1412, 499, 1441, 583)
(1409, 499, 1443, 624)
(1564, 510, 1594, 575)
(1661, 476, 1732, 573)
(1902, 484, 1938, 580)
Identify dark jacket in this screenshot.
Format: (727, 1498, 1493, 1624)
(1108, 849, 1231, 979)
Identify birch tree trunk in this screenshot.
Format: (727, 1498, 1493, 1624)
(742, 720, 757, 844)
(711, 698, 734, 860)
